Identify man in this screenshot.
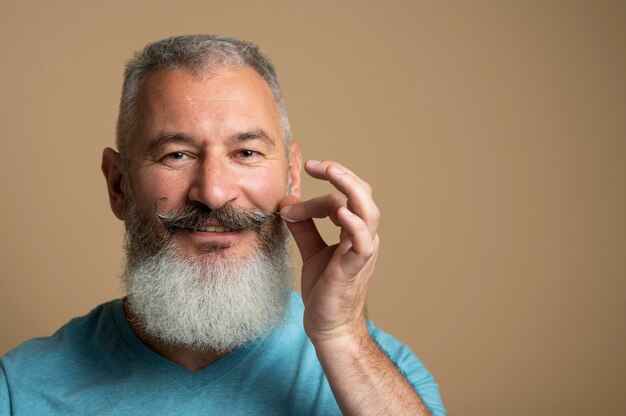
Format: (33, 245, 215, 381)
(0, 35, 444, 415)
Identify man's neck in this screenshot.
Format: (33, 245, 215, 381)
(123, 300, 228, 371)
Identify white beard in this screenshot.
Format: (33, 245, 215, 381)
(122, 238, 293, 352)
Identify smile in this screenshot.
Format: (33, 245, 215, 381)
(191, 225, 234, 233)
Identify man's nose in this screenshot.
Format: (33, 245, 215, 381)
(188, 157, 239, 209)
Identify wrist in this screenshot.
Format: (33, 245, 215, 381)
(308, 321, 374, 359)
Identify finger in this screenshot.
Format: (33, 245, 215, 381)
(321, 164, 380, 238)
(279, 194, 300, 211)
(336, 207, 376, 258)
(304, 161, 378, 233)
(279, 195, 327, 262)
(280, 193, 346, 227)
(336, 207, 377, 275)
(304, 160, 372, 195)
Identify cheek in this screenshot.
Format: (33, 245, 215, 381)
(242, 169, 289, 210)
(130, 171, 188, 212)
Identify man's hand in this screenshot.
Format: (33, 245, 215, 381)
(279, 160, 379, 345)
(279, 160, 431, 415)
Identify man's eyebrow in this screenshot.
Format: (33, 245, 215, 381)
(148, 133, 194, 153)
(147, 130, 275, 153)
(230, 129, 275, 148)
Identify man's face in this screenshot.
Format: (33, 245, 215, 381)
(123, 66, 301, 261)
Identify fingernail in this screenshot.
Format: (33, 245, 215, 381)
(280, 205, 297, 222)
(307, 160, 321, 166)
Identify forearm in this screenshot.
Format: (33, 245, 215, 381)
(313, 328, 431, 416)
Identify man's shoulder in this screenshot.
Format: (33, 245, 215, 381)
(1, 300, 121, 375)
(0, 299, 144, 414)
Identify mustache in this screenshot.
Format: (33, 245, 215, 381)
(155, 201, 280, 233)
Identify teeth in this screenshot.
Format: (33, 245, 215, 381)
(195, 226, 232, 232)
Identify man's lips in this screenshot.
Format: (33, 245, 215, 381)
(177, 226, 246, 239)
(187, 224, 235, 233)
(177, 222, 252, 235)
(179, 227, 252, 249)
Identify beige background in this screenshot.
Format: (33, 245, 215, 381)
(1, 1, 625, 414)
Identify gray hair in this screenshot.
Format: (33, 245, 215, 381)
(116, 35, 291, 165)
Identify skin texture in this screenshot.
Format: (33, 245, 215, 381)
(102, 66, 430, 415)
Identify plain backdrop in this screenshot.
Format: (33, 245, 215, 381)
(1, 1, 625, 415)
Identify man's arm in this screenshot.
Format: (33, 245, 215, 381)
(280, 160, 433, 416)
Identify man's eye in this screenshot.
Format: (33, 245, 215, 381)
(237, 149, 257, 158)
(158, 151, 193, 166)
(164, 151, 187, 160)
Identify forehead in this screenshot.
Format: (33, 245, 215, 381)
(133, 66, 282, 146)
(138, 65, 276, 104)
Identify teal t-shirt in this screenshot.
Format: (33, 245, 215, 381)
(1, 293, 445, 415)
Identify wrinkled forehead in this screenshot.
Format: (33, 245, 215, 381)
(131, 66, 284, 148)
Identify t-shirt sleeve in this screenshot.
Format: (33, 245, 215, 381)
(0, 360, 11, 415)
(368, 323, 446, 416)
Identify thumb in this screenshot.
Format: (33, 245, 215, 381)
(279, 196, 327, 261)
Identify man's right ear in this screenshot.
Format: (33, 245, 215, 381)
(101, 147, 126, 220)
